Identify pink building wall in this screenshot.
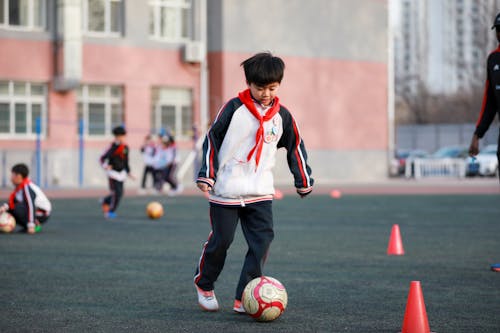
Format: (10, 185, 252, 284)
(0, 39, 201, 151)
(208, 51, 388, 151)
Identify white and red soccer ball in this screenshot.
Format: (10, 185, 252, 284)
(242, 276, 288, 322)
(0, 212, 16, 233)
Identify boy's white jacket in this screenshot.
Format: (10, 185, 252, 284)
(12, 181, 51, 224)
(197, 96, 313, 205)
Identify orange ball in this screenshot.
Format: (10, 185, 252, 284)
(146, 201, 164, 219)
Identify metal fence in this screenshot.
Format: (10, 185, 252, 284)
(406, 158, 467, 179)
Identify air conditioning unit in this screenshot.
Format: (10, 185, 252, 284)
(183, 41, 205, 63)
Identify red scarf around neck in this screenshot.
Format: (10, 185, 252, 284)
(238, 89, 280, 168)
(9, 177, 31, 209)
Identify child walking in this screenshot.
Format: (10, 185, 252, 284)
(194, 52, 314, 312)
(99, 126, 134, 219)
(0, 163, 51, 234)
(139, 134, 156, 194)
(163, 135, 182, 196)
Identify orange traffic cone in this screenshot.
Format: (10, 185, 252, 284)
(401, 281, 434, 333)
(387, 224, 405, 255)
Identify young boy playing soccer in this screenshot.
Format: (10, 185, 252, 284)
(194, 52, 314, 312)
(100, 125, 134, 219)
(0, 163, 51, 234)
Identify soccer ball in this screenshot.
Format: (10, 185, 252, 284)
(0, 212, 16, 233)
(146, 201, 163, 219)
(242, 276, 288, 321)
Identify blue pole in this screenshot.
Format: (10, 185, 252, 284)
(1, 151, 6, 188)
(35, 117, 41, 186)
(79, 118, 84, 187)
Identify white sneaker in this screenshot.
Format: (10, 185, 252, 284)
(195, 285, 219, 312)
(233, 300, 246, 313)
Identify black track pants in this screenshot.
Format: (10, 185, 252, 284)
(103, 178, 124, 213)
(194, 201, 274, 301)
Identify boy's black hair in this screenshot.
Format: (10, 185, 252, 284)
(241, 52, 285, 86)
(12, 163, 29, 178)
(112, 126, 126, 136)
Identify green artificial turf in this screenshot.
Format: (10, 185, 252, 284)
(1, 194, 499, 332)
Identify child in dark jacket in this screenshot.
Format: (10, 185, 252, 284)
(99, 126, 135, 219)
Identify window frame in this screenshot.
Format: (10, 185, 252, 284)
(0, 81, 47, 139)
(77, 84, 124, 139)
(0, 0, 47, 31)
(82, 0, 123, 37)
(148, 0, 192, 42)
(151, 87, 193, 140)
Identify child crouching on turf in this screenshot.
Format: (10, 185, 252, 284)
(99, 125, 135, 219)
(0, 163, 51, 234)
(193, 52, 314, 312)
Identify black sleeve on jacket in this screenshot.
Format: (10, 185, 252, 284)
(124, 145, 130, 173)
(475, 55, 498, 138)
(196, 98, 240, 186)
(277, 106, 314, 191)
(99, 144, 115, 165)
(15, 184, 37, 224)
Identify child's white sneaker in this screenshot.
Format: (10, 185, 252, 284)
(195, 285, 219, 312)
(233, 299, 246, 313)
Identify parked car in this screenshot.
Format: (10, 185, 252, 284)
(466, 156, 480, 177)
(409, 146, 469, 178)
(430, 146, 469, 159)
(475, 144, 498, 177)
(390, 149, 428, 177)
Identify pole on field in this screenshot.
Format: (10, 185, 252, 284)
(192, 124, 199, 181)
(1, 151, 6, 188)
(35, 117, 42, 186)
(43, 153, 48, 188)
(79, 118, 84, 187)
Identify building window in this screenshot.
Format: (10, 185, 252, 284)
(77, 85, 123, 137)
(149, 0, 191, 41)
(83, 0, 123, 36)
(0, 81, 47, 137)
(0, 0, 46, 30)
(151, 87, 192, 139)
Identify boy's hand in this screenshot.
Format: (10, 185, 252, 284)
(128, 173, 136, 181)
(197, 182, 212, 192)
(468, 134, 480, 157)
(297, 187, 313, 198)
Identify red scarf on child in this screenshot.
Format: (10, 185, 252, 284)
(9, 178, 30, 209)
(238, 89, 280, 168)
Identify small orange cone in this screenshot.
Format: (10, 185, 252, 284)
(401, 281, 434, 333)
(330, 189, 342, 199)
(387, 224, 405, 255)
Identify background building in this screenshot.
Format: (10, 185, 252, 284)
(394, 0, 500, 96)
(0, 0, 389, 188)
